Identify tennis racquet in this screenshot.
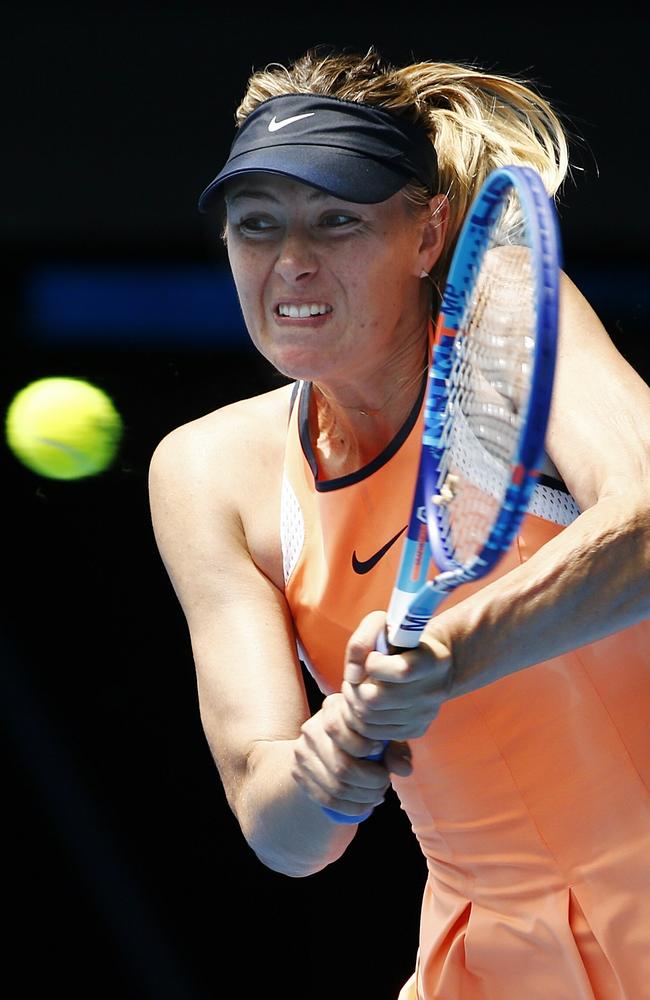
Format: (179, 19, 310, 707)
(324, 165, 561, 823)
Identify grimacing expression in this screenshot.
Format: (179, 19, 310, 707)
(224, 174, 438, 383)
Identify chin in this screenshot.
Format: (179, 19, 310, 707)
(272, 357, 324, 383)
(260, 342, 340, 384)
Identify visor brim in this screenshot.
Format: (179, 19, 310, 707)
(197, 145, 411, 211)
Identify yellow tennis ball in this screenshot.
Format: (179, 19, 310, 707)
(5, 377, 123, 480)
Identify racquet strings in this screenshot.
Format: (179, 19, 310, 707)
(437, 189, 537, 566)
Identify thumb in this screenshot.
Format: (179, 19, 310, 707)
(344, 610, 388, 685)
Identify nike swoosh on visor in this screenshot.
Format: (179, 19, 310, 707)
(268, 113, 315, 132)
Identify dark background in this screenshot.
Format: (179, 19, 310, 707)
(3, 5, 648, 999)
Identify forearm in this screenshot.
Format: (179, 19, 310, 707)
(431, 489, 650, 697)
(226, 736, 356, 877)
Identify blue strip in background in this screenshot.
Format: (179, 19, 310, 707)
(20, 262, 649, 349)
(23, 265, 249, 347)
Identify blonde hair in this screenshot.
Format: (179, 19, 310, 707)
(231, 47, 570, 287)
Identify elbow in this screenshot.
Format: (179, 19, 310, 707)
(229, 742, 355, 878)
(240, 807, 348, 879)
(251, 845, 330, 878)
(243, 812, 339, 878)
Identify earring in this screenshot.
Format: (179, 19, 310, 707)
(420, 270, 429, 278)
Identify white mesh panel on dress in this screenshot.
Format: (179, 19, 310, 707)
(281, 472, 305, 585)
(448, 408, 580, 528)
(528, 482, 580, 526)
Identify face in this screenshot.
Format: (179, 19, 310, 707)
(223, 173, 442, 385)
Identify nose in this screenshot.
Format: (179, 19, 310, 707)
(273, 229, 319, 284)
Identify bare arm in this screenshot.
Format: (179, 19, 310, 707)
(341, 274, 650, 739)
(148, 403, 361, 875)
(438, 271, 650, 689)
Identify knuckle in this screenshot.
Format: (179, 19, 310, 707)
(322, 714, 341, 739)
(331, 759, 350, 782)
(321, 694, 335, 716)
(360, 680, 380, 703)
(325, 693, 345, 719)
(352, 718, 371, 738)
(398, 655, 417, 679)
(346, 637, 368, 662)
(298, 725, 316, 751)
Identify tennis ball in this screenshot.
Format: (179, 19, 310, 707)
(5, 377, 123, 480)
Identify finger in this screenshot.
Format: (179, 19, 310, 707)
(320, 693, 386, 757)
(342, 678, 406, 719)
(301, 701, 388, 767)
(337, 686, 413, 743)
(332, 711, 434, 742)
(293, 765, 388, 816)
(294, 757, 390, 802)
(318, 783, 387, 820)
(365, 639, 452, 685)
(292, 741, 390, 812)
(340, 685, 440, 739)
(342, 678, 407, 711)
(344, 610, 388, 684)
(343, 685, 442, 740)
(383, 741, 413, 777)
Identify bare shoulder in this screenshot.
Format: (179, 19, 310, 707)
(149, 383, 295, 587)
(151, 383, 293, 471)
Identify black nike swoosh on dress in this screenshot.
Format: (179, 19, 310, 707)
(351, 526, 408, 575)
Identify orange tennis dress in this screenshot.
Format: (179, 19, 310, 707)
(280, 378, 650, 999)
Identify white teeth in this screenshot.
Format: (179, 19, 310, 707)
(278, 303, 332, 317)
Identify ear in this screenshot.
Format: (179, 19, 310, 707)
(416, 194, 449, 276)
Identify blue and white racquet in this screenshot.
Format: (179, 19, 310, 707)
(325, 165, 561, 823)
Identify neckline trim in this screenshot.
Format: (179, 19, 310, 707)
(298, 375, 427, 493)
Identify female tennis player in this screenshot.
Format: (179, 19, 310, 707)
(149, 48, 650, 999)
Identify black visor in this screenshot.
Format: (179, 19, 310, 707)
(198, 93, 438, 210)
